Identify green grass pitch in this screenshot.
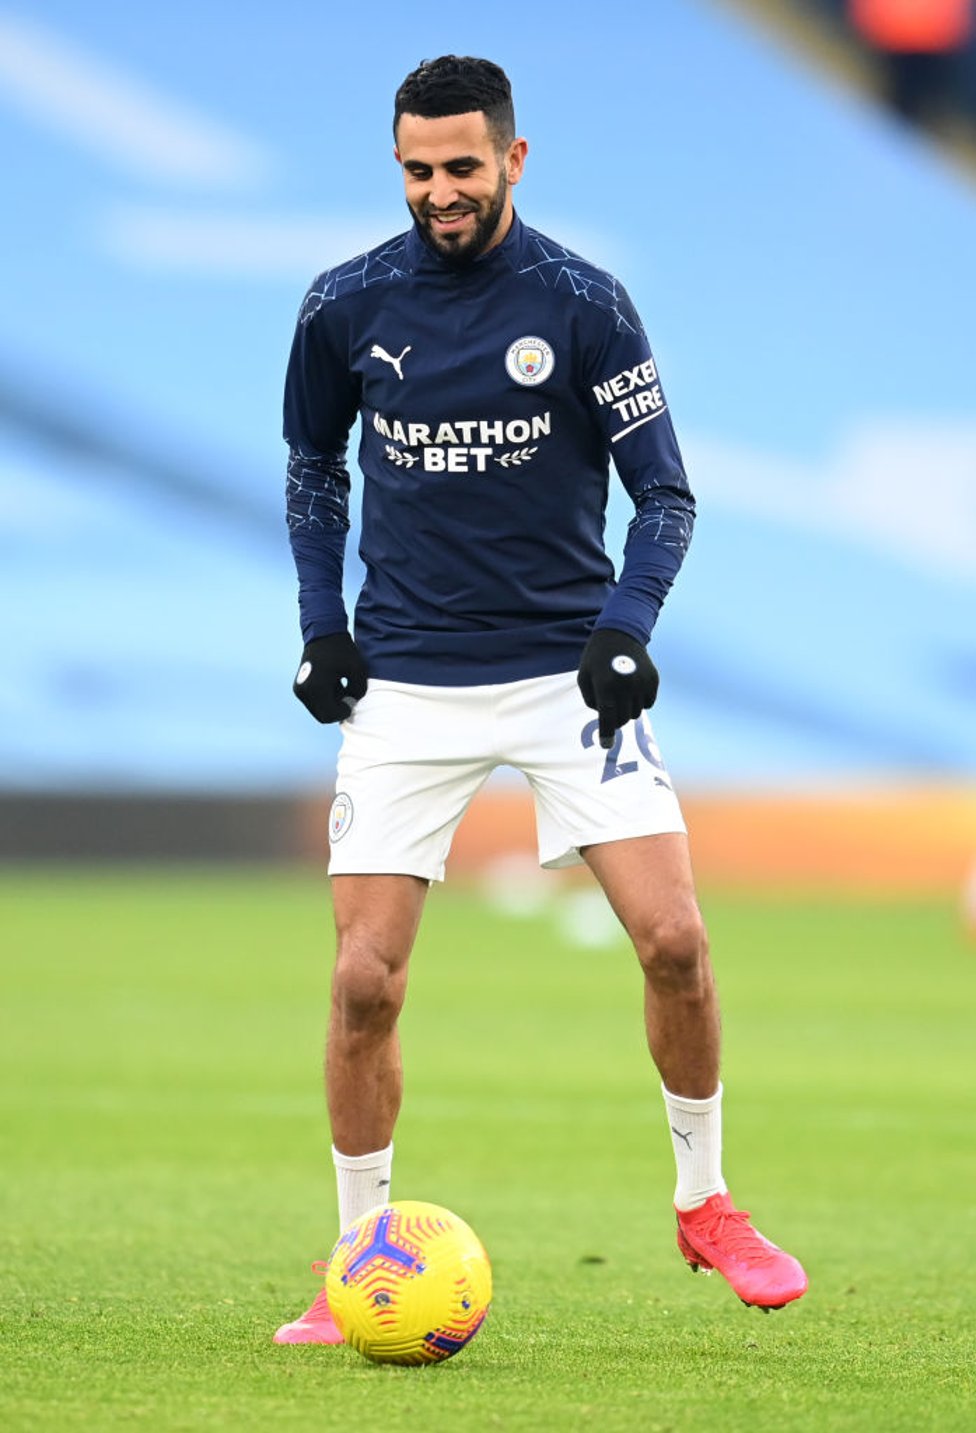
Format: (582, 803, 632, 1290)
(1, 867, 973, 1431)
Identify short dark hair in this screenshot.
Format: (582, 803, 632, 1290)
(393, 56, 515, 150)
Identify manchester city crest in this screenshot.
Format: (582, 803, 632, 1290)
(505, 335, 554, 387)
(329, 792, 354, 842)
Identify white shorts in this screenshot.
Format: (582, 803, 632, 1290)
(326, 670, 686, 881)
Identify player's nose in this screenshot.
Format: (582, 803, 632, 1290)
(428, 173, 461, 210)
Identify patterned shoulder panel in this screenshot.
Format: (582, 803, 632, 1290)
(516, 225, 640, 336)
(299, 231, 412, 325)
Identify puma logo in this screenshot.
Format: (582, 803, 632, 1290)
(370, 343, 411, 381)
(671, 1126, 693, 1151)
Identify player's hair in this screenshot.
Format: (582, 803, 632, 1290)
(393, 56, 516, 151)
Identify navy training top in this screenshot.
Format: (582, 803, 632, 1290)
(284, 214, 695, 685)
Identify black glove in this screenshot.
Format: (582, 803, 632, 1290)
(293, 632, 368, 724)
(577, 627, 659, 750)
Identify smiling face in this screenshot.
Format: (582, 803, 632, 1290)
(394, 110, 528, 267)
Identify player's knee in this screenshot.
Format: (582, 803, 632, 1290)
(332, 935, 407, 1033)
(632, 907, 707, 993)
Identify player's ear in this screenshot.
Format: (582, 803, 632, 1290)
(506, 137, 528, 186)
(393, 145, 401, 164)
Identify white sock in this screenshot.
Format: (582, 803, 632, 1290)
(662, 1083, 728, 1211)
(332, 1143, 394, 1232)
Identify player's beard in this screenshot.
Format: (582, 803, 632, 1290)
(412, 168, 509, 268)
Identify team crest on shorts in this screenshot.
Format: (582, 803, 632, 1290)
(329, 792, 354, 843)
(505, 336, 554, 387)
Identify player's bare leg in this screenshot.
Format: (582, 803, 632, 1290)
(583, 832, 807, 1310)
(327, 873, 428, 1153)
(274, 873, 427, 1345)
(583, 832, 718, 1096)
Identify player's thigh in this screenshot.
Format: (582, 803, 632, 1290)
(331, 873, 429, 964)
(583, 832, 705, 951)
(330, 873, 430, 1008)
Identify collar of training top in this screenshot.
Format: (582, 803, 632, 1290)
(406, 212, 524, 275)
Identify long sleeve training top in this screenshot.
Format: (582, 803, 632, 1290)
(284, 214, 695, 685)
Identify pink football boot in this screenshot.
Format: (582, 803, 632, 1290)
(676, 1192, 808, 1311)
(273, 1261, 344, 1345)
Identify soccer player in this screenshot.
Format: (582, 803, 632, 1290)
(274, 56, 807, 1343)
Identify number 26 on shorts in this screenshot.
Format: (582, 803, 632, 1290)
(580, 716, 672, 787)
